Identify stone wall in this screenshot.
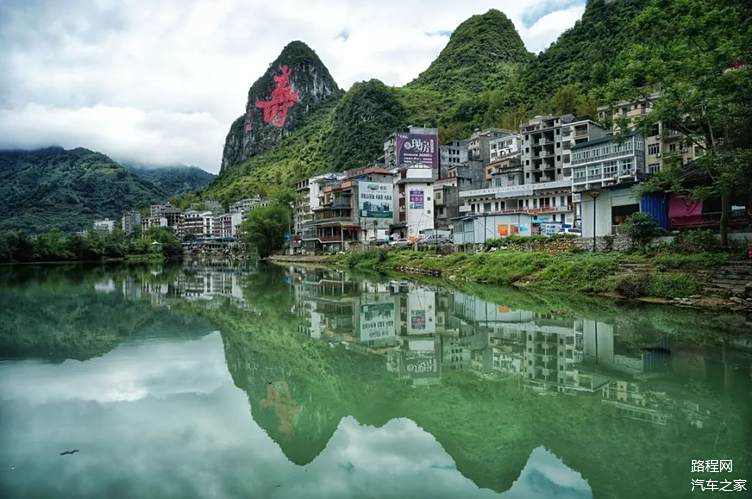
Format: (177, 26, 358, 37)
(573, 234, 632, 252)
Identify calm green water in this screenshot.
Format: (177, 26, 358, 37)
(0, 263, 750, 499)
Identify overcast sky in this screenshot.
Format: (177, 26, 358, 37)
(0, 0, 586, 173)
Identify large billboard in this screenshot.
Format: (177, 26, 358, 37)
(359, 302, 396, 342)
(396, 133, 438, 169)
(359, 181, 393, 219)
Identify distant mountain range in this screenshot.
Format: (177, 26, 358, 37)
(122, 162, 216, 197)
(0, 147, 214, 233)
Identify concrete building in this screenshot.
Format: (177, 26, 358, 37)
(570, 134, 646, 193)
(312, 167, 395, 251)
(485, 153, 523, 187)
(229, 196, 269, 216)
(93, 219, 115, 234)
(141, 216, 167, 232)
(392, 165, 434, 240)
(597, 93, 702, 175)
(149, 203, 182, 229)
(570, 134, 646, 237)
(294, 173, 340, 251)
(453, 213, 536, 245)
(121, 210, 141, 235)
(384, 126, 439, 171)
(179, 210, 214, 239)
(468, 128, 514, 165)
(439, 140, 469, 178)
(212, 212, 243, 238)
(521, 114, 607, 184)
(458, 178, 575, 237)
(489, 134, 520, 163)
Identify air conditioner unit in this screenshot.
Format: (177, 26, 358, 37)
(655, 153, 661, 158)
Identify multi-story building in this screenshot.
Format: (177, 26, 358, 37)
(211, 212, 243, 238)
(489, 134, 520, 163)
(485, 152, 523, 186)
(521, 114, 607, 184)
(439, 140, 468, 178)
(384, 126, 439, 171)
(121, 210, 141, 235)
(392, 164, 434, 240)
(93, 219, 115, 234)
(149, 203, 183, 228)
(229, 196, 269, 216)
(597, 93, 702, 175)
(294, 173, 340, 251)
(179, 210, 214, 239)
(570, 134, 647, 237)
(468, 128, 514, 165)
(312, 167, 395, 251)
(141, 216, 167, 232)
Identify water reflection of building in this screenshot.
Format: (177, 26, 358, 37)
(120, 266, 251, 309)
(287, 267, 752, 427)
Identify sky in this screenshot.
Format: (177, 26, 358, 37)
(0, 0, 586, 173)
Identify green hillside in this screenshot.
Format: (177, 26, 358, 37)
(205, 0, 749, 204)
(0, 147, 166, 233)
(124, 162, 216, 197)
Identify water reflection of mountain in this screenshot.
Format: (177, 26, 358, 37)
(202, 264, 751, 498)
(0, 264, 216, 360)
(2, 263, 750, 498)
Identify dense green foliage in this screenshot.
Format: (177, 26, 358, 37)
(605, 0, 752, 245)
(0, 147, 165, 233)
(124, 163, 215, 197)
(408, 9, 532, 93)
(621, 212, 661, 248)
(338, 247, 735, 299)
(239, 203, 290, 258)
(323, 80, 408, 170)
(0, 226, 181, 263)
(213, 0, 750, 203)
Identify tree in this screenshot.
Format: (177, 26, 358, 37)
(143, 227, 182, 258)
(622, 212, 661, 249)
(553, 84, 578, 115)
(240, 204, 290, 258)
(606, 0, 752, 246)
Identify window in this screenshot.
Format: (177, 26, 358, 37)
(648, 163, 660, 174)
(669, 143, 677, 153)
(648, 143, 660, 155)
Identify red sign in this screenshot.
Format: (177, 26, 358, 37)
(255, 65, 299, 128)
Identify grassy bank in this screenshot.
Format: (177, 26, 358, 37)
(338, 248, 739, 300)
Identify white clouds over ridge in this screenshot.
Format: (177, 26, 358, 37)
(0, 0, 586, 172)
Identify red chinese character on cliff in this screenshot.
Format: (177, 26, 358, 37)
(255, 65, 299, 128)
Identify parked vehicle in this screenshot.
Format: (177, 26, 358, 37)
(562, 228, 582, 236)
(389, 238, 410, 247)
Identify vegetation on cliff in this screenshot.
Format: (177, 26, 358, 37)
(0, 147, 165, 233)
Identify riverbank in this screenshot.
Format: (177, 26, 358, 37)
(275, 249, 752, 312)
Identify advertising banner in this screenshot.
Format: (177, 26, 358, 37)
(396, 133, 438, 169)
(409, 190, 424, 210)
(360, 302, 396, 341)
(359, 181, 393, 219)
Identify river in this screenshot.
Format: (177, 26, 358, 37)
(0, 262, 750, 498)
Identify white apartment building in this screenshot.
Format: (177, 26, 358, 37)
(468, 128, 514, 165)
(489, 134, 520, 162)
(121, 210, 141, 235)
(569, 134, 646, 237)
(93, 219, 115, 234)
(393, 165, 434, 240)
(179, 210, 214, 239)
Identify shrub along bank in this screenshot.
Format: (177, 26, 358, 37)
(339, 247, 739, 301)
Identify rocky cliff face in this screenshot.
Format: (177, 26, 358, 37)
(220, 41, 342, 173)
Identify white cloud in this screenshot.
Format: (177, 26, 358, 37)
(0, 0, 586, 172)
